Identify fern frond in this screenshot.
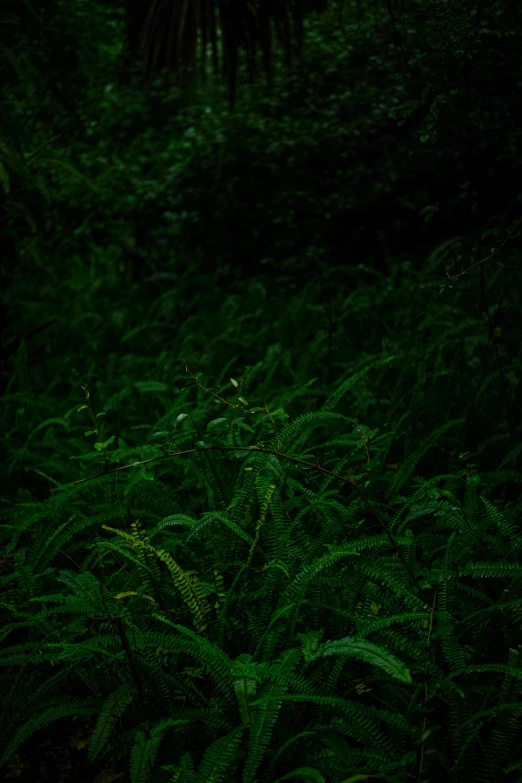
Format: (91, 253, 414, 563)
(152, 546, 209, 631)
(130, 728, 164, 783)
(459, 562, 522, 578)
(282, 545, 362, 609)
(186, 510, 254, 547)
(356, 611, 429, 636)
(274, 412, 348, 452)
(264, 730, 318, 781)
(309, 636, 412, 683)
(355, 563, 426, 611)
(243, 682, 287, 783)
(281, 693, 413, 751)
(481, 496, 522, 548)
(166, 752, 195, 782)
(89, 682, 136, 762)
(384, 420, 464, 502)
(151, 513, 200, 538)
(323, 357, 396, 412)
(233, 673, 258, 725)
(150, 618, 234, 702)
(0, 699, 98, 768)
(457, 701, 522, 733)
(195, 725, 244, 783)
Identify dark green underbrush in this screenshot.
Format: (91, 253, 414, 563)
(1, 249, 522, 782)
(1, 1, 522, 780)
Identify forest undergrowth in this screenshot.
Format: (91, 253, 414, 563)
(1, 0, 522, 780)
(1, 245, 522, 783)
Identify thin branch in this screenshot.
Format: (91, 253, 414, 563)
(440, 219, 521, 293)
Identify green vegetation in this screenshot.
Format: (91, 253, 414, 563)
(1, 1, 522, 781)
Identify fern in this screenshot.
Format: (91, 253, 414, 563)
(130, 728, 165, 783)
(384, 420, 465, 503)
(308, 636, 412, 683)
(194, 726, 244, 783)
(0, 699, 99, 768)
(243, 682, 287, 783)
(2, 338, 522, 783)
(89, 682, 136, 762)
(322, 357, 396, 413)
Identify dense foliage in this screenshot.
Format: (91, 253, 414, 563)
(1, 1, 522, 781)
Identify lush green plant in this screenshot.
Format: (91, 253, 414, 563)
(1, 1, 522, 780)
(1, 348, 522, 781)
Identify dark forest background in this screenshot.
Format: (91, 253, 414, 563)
(1, 1, 522, 782)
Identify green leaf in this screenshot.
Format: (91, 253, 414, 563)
(207, 418, 228, 430)
(401, 750, 418, 765)
(88, 683, 135, 763)
(310, 637, 412, 683)
(268, 603, 294, 628)
(134, 381, 168, 393)
(233, 675, 257, 725)
(195, 726, 244, 783)
(298, 630, 324, 663)
(94, 435, 115, 451)
(353, 424, 371, 438)
(243, 683, 286, 783)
